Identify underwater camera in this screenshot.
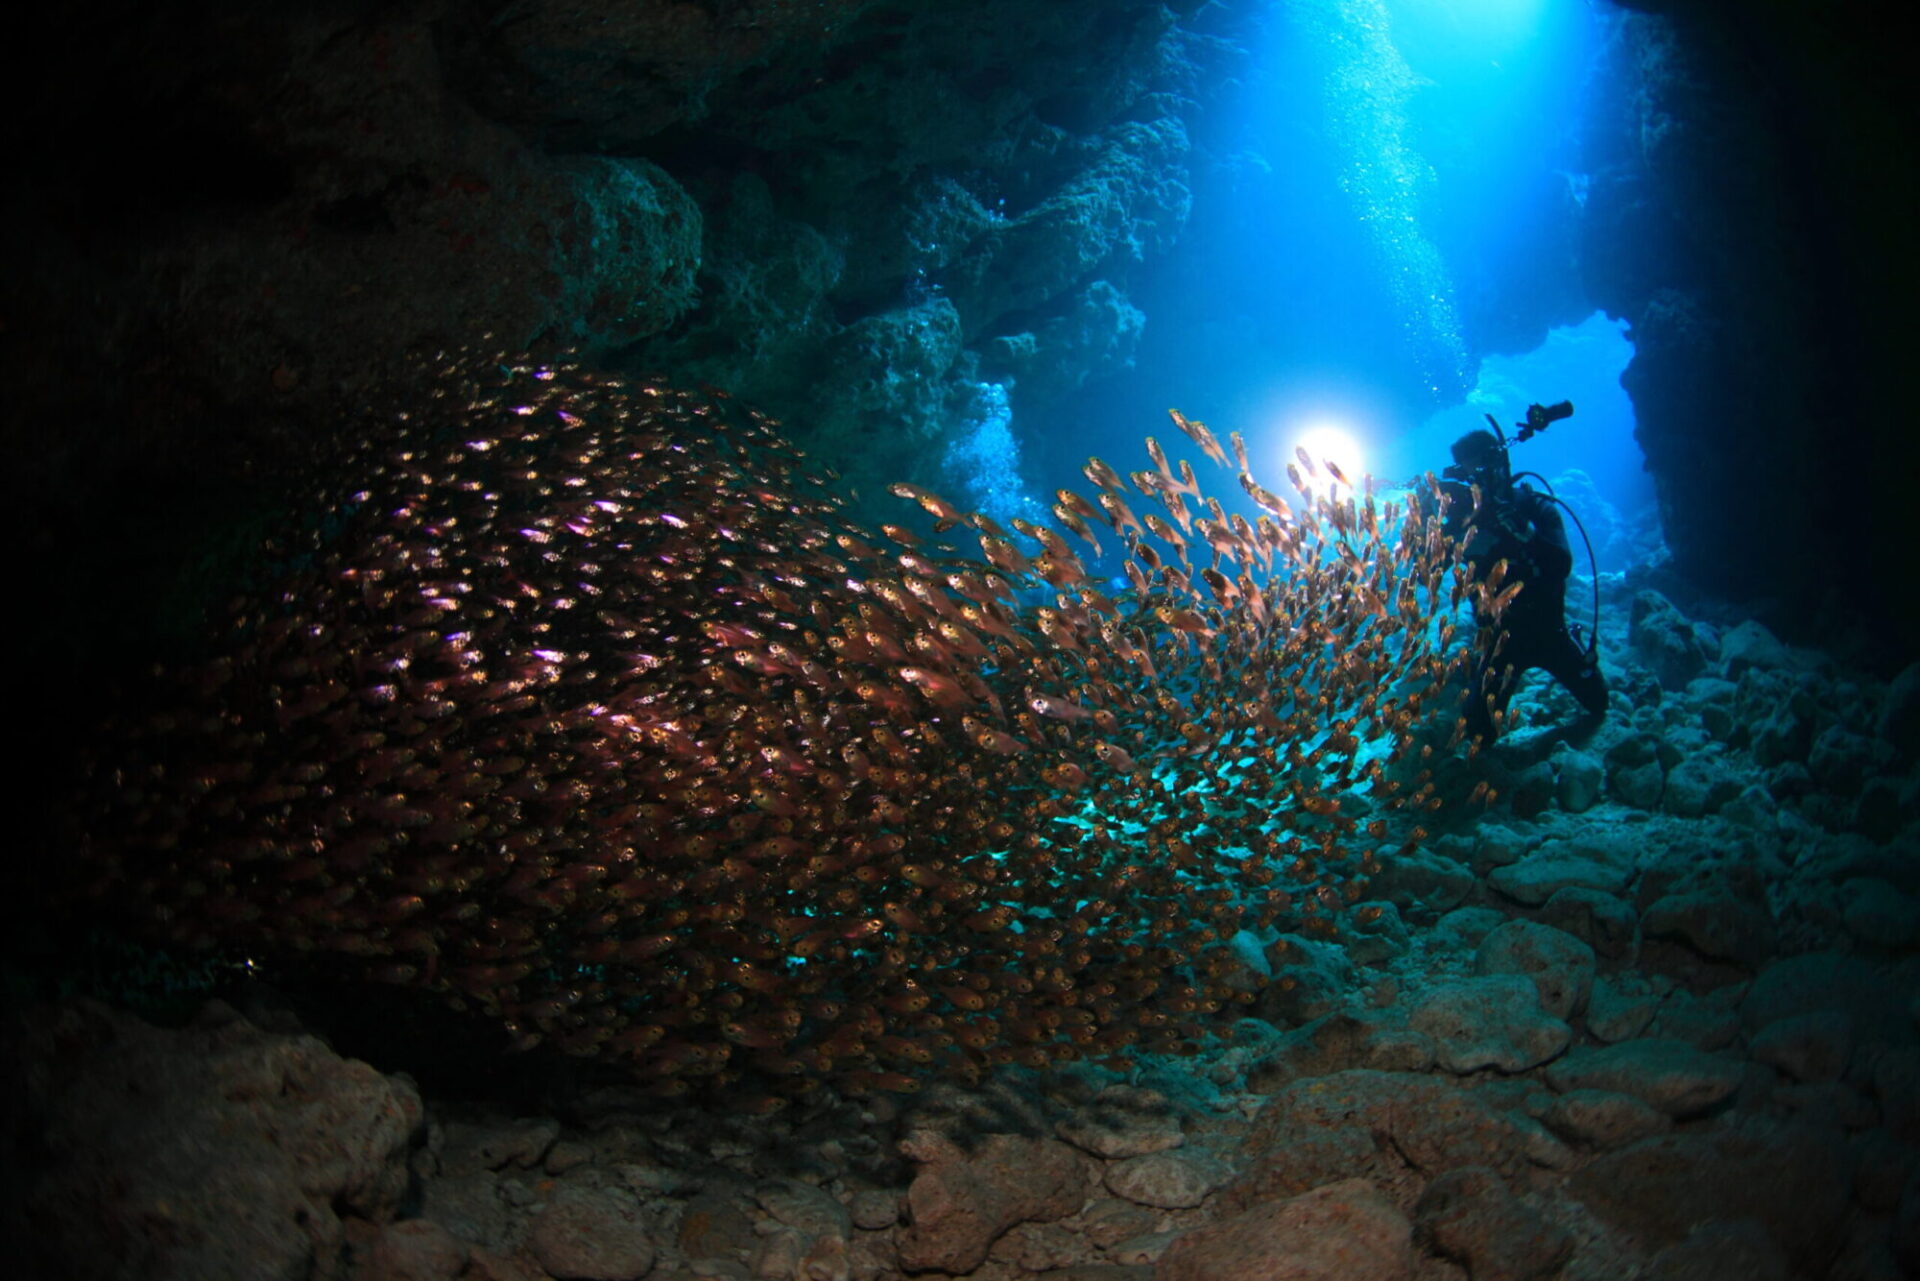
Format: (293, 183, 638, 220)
(1513, 399, 1575, 444)
(1481, 399, 1575, 450)
(1443, 400, 1576, 484)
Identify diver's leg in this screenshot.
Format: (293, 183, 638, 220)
(1542, 629, 1608, 720)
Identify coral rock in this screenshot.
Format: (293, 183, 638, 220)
(11, 999, 421, 1281)
(1157, 1178, 1412, 1281)
(1545, 1039, 1744, 1118)
(528, 1186, 655, 1281)
(896, 1133, 1085, 1274)
(1413, 1165, 1573, 1281)
(1408, 975, 1572, 1074)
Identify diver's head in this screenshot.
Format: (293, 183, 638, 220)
(1445, 429, 1509, 488)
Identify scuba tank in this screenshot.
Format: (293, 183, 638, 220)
(1473, 402, 1602, 661)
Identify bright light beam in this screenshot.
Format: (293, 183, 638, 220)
(1288, 423, 1368, 499)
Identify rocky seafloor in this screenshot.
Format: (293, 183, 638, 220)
(10, 570, 1920, 1281)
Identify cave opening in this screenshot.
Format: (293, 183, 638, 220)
(1021, 0, 1652, 562)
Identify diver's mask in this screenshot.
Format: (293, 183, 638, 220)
(1442, 456, 1511, 492)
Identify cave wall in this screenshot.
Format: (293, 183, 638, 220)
(4, 0, 1912, 776)
(1580, 0, 1915, 660)
(0, 0, 1238, 770)
(1, 0, 1233, 514)
(594, 0, 1230, 498)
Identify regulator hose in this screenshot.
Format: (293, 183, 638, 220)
(1510, 471, 1602, 662)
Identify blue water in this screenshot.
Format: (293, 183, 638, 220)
(1383, 310, 1647, 506)
(977, 0, 1640, 565)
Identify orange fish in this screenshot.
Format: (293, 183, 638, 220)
(1096, 490, 1145, 540)
(1052, 502, 1104, 557)
(979, 534, 1032, 577)
(1054, 488, 1100, 521)
(1033, 552, 1090, 590)
(896, 665, 972, 710)
(888, 482, 967, 522)
(1026, 691, 1091, 722)
(1155, 605, 1213, 637)
(1170, 409, 1232, 470)
(1084, 456, 1128, 493)
(1142, 513, 1187, 560)
(1145, 437, 1196, 496)
(1160, 488, 1194, 534)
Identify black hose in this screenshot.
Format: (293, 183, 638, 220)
(1509, 472, 1602, 661)
(1546, 494, 1601, 661)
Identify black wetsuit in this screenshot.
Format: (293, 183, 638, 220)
(1442, 480, 1607, 740)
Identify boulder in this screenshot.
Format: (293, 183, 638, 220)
(528, 1186, 656, 1281)
(1473, 919, 1597, 1020)
(1661, 752, 1744, 817)
(1742, 952, 1917, 1047)
(353, 1220, 470, 1281)
(1103, 1150, 1230, 1210)
(1896, 1166, 1920, 1272)
(755, 1178, 853, 1250)
(1345, 900, 1412, 966)
(1882, 661, 1920, 758)
(1629, 590, 1710, 690)
(1720, 783, 1780, 830)
(1850, 1129, 1918, 1213)
(439, 1119, 560, 1176)
(896, 1131, 1084, 1274)
(1840, 877, 1920, 948)
(1552, 745, 1606, 813)
(1645, 1219, 1792, 1281)
(1610, 757, 1667, 809)
(1809, 724, 1882, 795)
(1640, 889, 1776, 967)
(1158, 1179, 1411, 1281)
(13, 999, 421, 1281)
(1244, 1012, 1436, 1093)
(1540, 1089, 1671, 1150)
(1875, 1048, 1920, 1145)
(1259, 935, 1357, 1025)
(1367, 849, 1475, 917)
(1433, 906, 1510, 953)
(676, 1188, 760, 1262)
(1649, 988, 1743, 1052)
(1750, 700, 1815, 767)
(1487, 843, 1631, 907)
(1408, 976, 1572, 1074)
(1508, 760, 1559, 819)
(1720, 619, 1800, 677)
(1545, 1039, 1744, 1118)
(1748, 1010, 1854, 1083)
(1056, 1086, 1185, 1159)
(1586, 973, 1661, 1043)
(1413, 1165, 1573, 1281)
(1852, 774, 1910, 842)
(1472, 823, 1534, 873)
(1538, 887, 1640, 960)
(1687, 676, 1741, 743)
(1567, 1118, 1853, 1275)
(1227, 1071, 1569, 1210)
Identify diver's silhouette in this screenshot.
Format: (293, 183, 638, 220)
(1439, 416, 1607, 742)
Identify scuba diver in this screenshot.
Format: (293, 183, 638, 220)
(1439, 401, 1607, 743)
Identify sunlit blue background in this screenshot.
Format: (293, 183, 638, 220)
(999, 0, 1651, 569)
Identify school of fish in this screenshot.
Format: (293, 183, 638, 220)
(72, 352, 1479, 1106)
